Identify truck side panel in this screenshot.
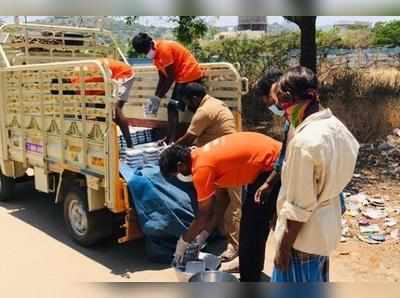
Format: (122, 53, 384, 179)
(0, 61, 118, 210)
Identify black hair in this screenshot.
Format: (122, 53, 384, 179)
(159, 145, 191, 177)
(277, 66, 318, 101)
(182, 83, 206, 101)
(131, 32, 153, 54)
(254, 69, 283, 97)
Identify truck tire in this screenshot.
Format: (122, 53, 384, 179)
(63, 185, 112, 246)
(0, 171, 15, 202)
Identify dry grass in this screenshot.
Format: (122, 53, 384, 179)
(319, 67, 400, 142)
(244, 67, 400, 143)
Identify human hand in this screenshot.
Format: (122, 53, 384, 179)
(145, 95, 161, 115)
(173, 236, 190, 267)
(254, 182, 270, 204)
(195, 230, 210, 248)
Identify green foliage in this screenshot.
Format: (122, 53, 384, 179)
(317, 28, 375, 49)
(170, 16, 208, 46)
(125, 16, 138, 26)
(317, 29, 344, 48)
(196, 32, 299, 82)
(373, 20, 400, 47)
(195, 33, 299, 124)
(341, 29, 375, 49)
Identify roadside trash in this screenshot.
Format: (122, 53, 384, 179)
(377, 142, 394, 151)
(342, 128, 400, 247)
(340, 236, 347, 243)
(342, 226, 352, 238)
(358, 218, 370, 226)
(369, 234, 386, 242)
(345, 193, 369, 217)
(357, 234, 381, 244)
(369, 198, 385, 207)
(362, 207, 388, 220)
(359, 224, 381, 234)
(348, 209, 359, 217)
(384, 217, 398, 228)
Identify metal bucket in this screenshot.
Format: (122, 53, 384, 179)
(174, 252, 221, 282)
(189, 271, 239, 283)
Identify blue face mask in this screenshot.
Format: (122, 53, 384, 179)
(268, 104, 285, 117)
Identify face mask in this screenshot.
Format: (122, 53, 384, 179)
(268, 104, 285, 117)
(146, 48, 155, 59)
(176, 173, 193, 183)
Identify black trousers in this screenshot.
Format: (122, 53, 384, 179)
(239, 172, 281, 282)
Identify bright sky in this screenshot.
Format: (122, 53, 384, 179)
(2, 16, 400, 27)
(216, 16, 400, 27)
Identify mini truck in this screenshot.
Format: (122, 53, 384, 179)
(0, 23, 248, 246)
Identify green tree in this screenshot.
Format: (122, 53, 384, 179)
(170, 16, 208, 47)
(342, 29, 374, 49)
(317, 28, 343, 49)
(124, 16, 138, 26)
(284, 16, 317, 72)
(373, 20, 400, 47)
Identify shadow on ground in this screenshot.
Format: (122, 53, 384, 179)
(0, 182, 171, 279)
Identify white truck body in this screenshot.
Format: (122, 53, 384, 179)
(0, 23, 247, 245)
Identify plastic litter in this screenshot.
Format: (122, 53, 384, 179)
(357, 234, 381, 244)
(384, 217, 398, 228)
(358, 218, 370, 226)
(369, 234, 386, 242)
(359, 224, 381, 234)
(362, 207, 388, 220)
(369, 198, 385, 207)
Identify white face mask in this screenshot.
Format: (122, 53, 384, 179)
(146, 48, 156, 59)
(176, 173, 193, 183)
(268, 104, 285, 117)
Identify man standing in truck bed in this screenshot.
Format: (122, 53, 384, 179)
(131, 33, 203, 143)
(72, 58, 135, 148)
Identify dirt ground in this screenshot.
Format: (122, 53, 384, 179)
(329, 135, 400, 282)
(1, 134, 400, 283)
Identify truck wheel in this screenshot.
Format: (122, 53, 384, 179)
(63, 185, 112, 246)
(0, 171, 15, 202)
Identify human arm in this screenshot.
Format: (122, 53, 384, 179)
(155, 65, 175, 98)
(254, 170, 280, 204)
(175, 108, 210, 146)
(174, 198, 214, 264)
(182, 198, 214, 243)
(255, 121, 290, 203)
(274, 144, 318, 271)
(175, 132, 197, 146)
(274, 220, 303, 271)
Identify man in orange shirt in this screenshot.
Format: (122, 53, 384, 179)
(131, 33, 203, 143)
(159, 132, 282, 281)
(72, 58, 135, 148)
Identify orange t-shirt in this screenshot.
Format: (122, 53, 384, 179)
(191, 132, 282, 202)
(72, 58, 134, 84)
(153, 40, 203, 83)
(71, 58, 134, 95)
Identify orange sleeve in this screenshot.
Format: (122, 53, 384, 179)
(193, 167, 216, 202)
